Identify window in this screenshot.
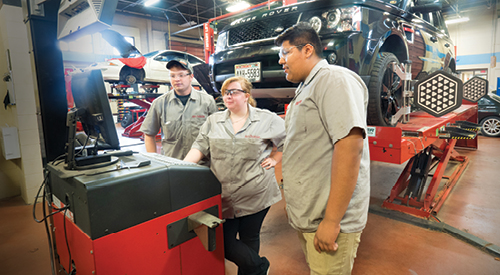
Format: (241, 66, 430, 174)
(479, 97, 494, 106)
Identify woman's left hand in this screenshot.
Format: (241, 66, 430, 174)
(261, 157, 277, 170)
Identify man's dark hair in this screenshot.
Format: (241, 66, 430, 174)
(275, 22, 323, 57)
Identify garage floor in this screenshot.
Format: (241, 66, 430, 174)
(1, 132, 499, 274)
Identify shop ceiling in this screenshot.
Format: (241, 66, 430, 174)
(114, 0, 496, 28)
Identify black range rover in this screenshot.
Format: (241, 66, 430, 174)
(210, 0, 456, 126)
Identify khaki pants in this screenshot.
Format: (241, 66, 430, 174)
(298, 231, 362, 275)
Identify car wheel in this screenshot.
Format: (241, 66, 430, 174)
(367, 52, 403, 126)
(480, 116, 500, 137)
(120, 67, 145, 85)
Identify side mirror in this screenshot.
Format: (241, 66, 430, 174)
(410, 1, 443, 13)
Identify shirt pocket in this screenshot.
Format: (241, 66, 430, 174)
(162, 120, 182, 142)
(189, 118, 206, 139)
(287, 101, 308, 141)
(210, 139, 231, 160)
(237, 138, 262, 160)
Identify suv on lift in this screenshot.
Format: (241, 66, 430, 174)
(209, 0, 456, 126)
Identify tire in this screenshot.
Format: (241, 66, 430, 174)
(119, 67, 144, 85)
(480, 116, 500, 137)
(367, 52, 403, 126)
(121, 112, 134, 128)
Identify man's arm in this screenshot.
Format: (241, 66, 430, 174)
(313, 127, 364, 253)
(144, 134, 158, 153)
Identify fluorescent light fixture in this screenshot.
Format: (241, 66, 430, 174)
(445, 17, 470, 25)
(144, 0, 159, 7)
(226, 1, 251, 12)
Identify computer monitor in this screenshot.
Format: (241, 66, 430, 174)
(65, 69, 120, 169)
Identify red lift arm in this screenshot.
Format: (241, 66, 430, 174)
(370, 103, 479, 218)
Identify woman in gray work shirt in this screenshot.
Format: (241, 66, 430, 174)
(184, 76, 285, 275)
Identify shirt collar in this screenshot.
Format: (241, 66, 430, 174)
(303, 59, 329, 87)
(217, 104, 260, 123)
(166, 87, 198, 102)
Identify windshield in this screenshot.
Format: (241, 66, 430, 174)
(143, 51, 160, 58)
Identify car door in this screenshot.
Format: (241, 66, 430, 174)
(418, 11, 453, 73)
(478, 95, 500, 121)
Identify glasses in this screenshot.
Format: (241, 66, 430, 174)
(278, 44, 308, 60)
(169, 73, 191, 79)
(223, 89, 246, 97)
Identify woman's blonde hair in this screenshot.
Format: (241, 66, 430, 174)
(220, 76, 257, 107)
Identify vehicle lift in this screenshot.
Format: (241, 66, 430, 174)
(108, 84, 162, 138)
(369, 62, 488, 219)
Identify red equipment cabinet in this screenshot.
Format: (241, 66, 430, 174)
(47, 154, 225, 275)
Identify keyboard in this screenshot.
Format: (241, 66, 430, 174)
(140, 152, 197, 166)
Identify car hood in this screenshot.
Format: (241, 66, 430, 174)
(100, 29, 142, 58)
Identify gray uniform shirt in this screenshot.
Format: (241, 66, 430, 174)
(282, 60, 371, 233)
(192, 106, 285, 219)
(139, 88, 217, 159)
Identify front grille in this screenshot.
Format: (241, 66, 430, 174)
(228, 13, 300, 45)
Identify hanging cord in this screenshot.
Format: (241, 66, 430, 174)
(32, 155, 71, 275)
(63, 207, 75, 274)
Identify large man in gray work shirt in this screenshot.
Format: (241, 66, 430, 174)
(276, 23, 370, 274)
(139, 59, 217, 159)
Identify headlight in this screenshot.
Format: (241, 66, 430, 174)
(216, 31, 228, 52)
(322, 7, 361, 32)
(326, 9, 341, 29)
(309, 16, 322, 33)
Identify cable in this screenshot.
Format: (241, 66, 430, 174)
(40, 174, 56, 275)
(430, 214, 441, 223)
(51, 153, 67, 166)
(75, 134, 91, 157)
(32, 168, 70, 275)
(63, 207, 74, 275)
(33, 171, 69, 223)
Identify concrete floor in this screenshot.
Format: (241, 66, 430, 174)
(1, 133, 499, 274)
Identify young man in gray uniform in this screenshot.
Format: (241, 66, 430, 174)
(276, 22, 370, 274)
(139, 59, 217, 159)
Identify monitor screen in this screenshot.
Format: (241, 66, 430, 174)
(70, 69, 120, 151)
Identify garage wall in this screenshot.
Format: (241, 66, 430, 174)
(0, 3, 44, 203)
(0, 6, 22, 200)
(448, 8, 500, 91)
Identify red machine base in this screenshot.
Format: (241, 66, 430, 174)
(51, 196, 225, 275)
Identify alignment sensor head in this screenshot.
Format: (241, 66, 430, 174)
(463, 76, 488, 103)
(414, 71, 463, 117)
